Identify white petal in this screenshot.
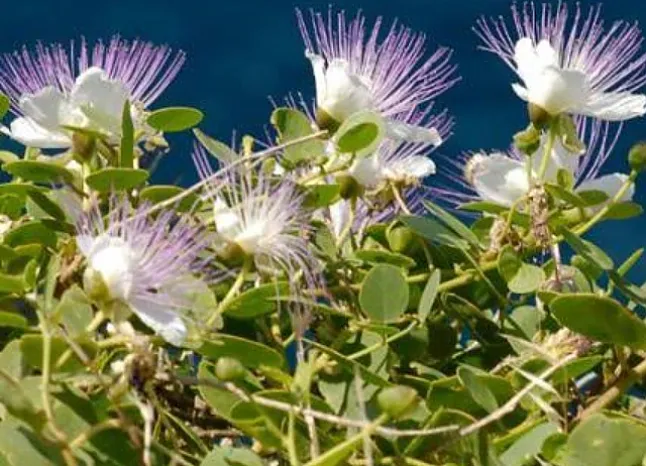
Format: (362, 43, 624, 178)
(19, 86, 69, 130)
(386, 155, 436, 181)
(512, 83, 529, 102)
(305, 51, 327, 107)
(6, 116, 71, 149)
(576, 91, 646, 121)
(71, 67, 128, 135)
(576, 173, 634, 203)
(526, 67, 587, 115)
(535, 40, 558, 67)
(320, 59, 374, 120)
(129, 296, 187, 347)
(386, 120, 443, 146)
(349, 155, 382, 187)
(87, 236, 136, 301)
(470, 153, 529, 207)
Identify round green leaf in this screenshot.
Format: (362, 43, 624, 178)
(3, 161, 74, 184)
(147, 107, 203, 133)
(551, 294, 646, 349)
(508, 263, 546, 294)
(85, 168, 149, 193)
(271, 107, 325, 164)
(359, 264, 409, 323)
(334, 110, 384, 156)
(221, 282, 291, 319)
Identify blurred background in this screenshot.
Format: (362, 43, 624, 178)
(1, 0, 644, 279)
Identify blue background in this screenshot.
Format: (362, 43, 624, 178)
(2, 0, 645, 280)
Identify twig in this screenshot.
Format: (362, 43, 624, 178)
(578, 356, 646, 421)
(459, 354, 576, 436)
(176, 376, 459, 438)
(355, 367, 374, 466)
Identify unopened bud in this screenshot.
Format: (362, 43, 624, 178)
(513, 124, 541, 156)
(215, 357, 245, 381)
(377, 385, 419, 419)
(628, 142, 646, 173)
(387, 225, 415, 253)
(337, 174, 364, 200)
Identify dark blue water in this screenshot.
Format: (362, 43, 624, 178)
(2, 0, 645, 280)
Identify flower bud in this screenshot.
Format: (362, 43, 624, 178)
(513, 124, 541, 156)
(628, 142, 646, 173)
(377, 385, 419, 419)
(337, 174, 364, 200)
(215, 357, 246, 381)
(386, 225, 415, 253)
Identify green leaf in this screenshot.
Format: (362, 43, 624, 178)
(54, 285, 93, 337)
(551, 294, 646, 349)
(498, 245, 522, 282)
(0, 311, 27, 328)
(198, 335, 286, 370)
(603, 202, 643, 220)
(0, 274, 26, 294)
(400, 215, 469, 249)
(0, 369, 46, 430)
(501, 422, 559, 466)
(200, 446, 264, 466)
(418, 269, 441, 322)
(577, 190, 609, 206)
(557, 168, 575, 190)
(271, 108, 325, 165)
(0, 423, 63, 465)
(457, 365, 514, 413)
(561, 228, 614, 271)
(303, 184, 340, 208)
(4, 220, 57, 248)
(119, 100, 134, 167)
(508, 263, 545, 294)
(334, 110, 384, 156)
(3, 160, 74, 184)
(193, 128, 238, 164)
(85, 168, 149, 192)
(555, 414, 646, 466)
(359, 264, 409, 323)
(608, 271, 646, 306)
(354, 249, 416, 269)
(424, 201, 481, 247)
(25, 189, 65, 221)
(147, 106, 203, 132)
(221, 282, 291, 319)
(139, 185, 200, 212)
(0, 93, 10, 120)
(545, 184, 587, 207)
(19, 335, 97, 373)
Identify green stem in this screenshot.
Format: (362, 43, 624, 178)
(535, 124, 557, 183)
(347, 321, 418, 361)
(304, 414, 390, 466)
(207, 260, 251, 327)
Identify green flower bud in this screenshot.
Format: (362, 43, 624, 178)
(386, 225, 415, 253)
(315, 108, 341, 135)
(336, 174, 364, 200)
(215, 357, 246, 381)
(377, 385, 419, 419)
(513, 124, 541, 156)
(628, 142, 646, 173)
(261, 158, 277, 176)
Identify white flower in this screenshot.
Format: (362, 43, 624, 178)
(6, 67, 132, 149)
(476, 3, 646, 121)
(512, 39, 646, 120)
